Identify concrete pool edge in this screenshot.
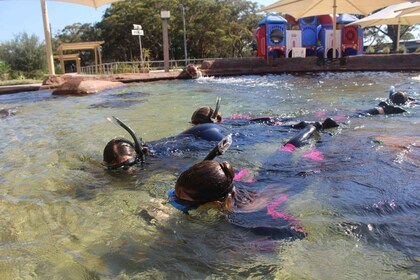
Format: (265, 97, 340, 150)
(1, 53, 419, 95)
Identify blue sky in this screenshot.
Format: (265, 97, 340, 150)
(0, 0, 274, 43)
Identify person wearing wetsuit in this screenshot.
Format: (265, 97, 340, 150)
(167, 135, 305, 239)
(103, 116, 229, 170)
(388, 86, 417, 105)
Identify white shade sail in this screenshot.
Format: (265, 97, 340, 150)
(49, 0, 121, 8)
(349, 2, 420, 27)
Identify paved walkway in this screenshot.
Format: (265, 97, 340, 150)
(0, 83, 43, 95)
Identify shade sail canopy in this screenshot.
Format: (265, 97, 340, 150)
(348, 1, 420, 50)
(397, 4, 420, 15)
(49, 0, 121, 8)
(258, 0, 409, 19)
(349, 2, 420, 27)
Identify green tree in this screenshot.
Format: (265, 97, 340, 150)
(0, 32, 46, 78)
(363, 25, 416, 51)
(54, 23, 102, 66)
(95, 0, 262, 61)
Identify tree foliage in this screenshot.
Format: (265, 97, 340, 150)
(0, 32, 46, 78)
(364, 24, 416, 51)
(95, 0, 262, 62)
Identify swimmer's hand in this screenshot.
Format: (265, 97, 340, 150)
(204, 134, 232, 160)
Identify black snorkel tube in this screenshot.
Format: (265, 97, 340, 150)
(210, 97, 221, 122)
(108, 116, 145, 164)
(204, 134, 232, 160)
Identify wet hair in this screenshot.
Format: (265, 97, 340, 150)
(185, 64, 200, 78)
(191, 106, 222, 125)
(175, 160, 234, 202)
(390, 91, 408, 105)
(174, 160, 256, 213)
(103, 137, 137, 167)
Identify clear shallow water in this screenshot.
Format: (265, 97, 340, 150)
(0, 72, 419, 279)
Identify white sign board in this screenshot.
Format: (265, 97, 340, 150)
(324, 30, 341, 58)
(286, 30, 302, 57)
(132, 30, 144, 36)
(292, 48, 306, 58)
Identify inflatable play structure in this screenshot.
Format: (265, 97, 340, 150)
(254, 14, 364, 61)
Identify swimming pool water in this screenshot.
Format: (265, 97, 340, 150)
(0, 72, 419, 279)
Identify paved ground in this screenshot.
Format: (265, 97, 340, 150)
(0, 83, 43, 95)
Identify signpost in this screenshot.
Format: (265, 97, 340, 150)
(132, 24, 144, 72)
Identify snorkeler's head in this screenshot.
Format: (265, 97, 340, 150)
(389, 91, 408, 105)
(175, 160, 234, 203)
(185, 64, 200, 78)
(191, 106, 222, 125)
(103, 137, 138, 170)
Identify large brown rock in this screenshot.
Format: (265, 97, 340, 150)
(52, 79, 125, 96)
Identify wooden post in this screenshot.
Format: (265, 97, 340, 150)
(76, 58, 81, 74)
(40, 0, 55, 75)
(59, 48, 65, 74)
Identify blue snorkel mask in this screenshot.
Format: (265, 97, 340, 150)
(168, 189, 201, 214)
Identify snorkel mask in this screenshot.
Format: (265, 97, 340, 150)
(168, 134, 233, 213)
(107, 116, 146, 170)
(168, 189, 201, 214)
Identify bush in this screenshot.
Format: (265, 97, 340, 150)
(0, 61, 10, 80)
(366, 46, 375, 54)
(382, 46, 390, 54)
(397, 45, 407, 54)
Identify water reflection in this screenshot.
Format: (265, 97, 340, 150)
(0, 72, 418, 278)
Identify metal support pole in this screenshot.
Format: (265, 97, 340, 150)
(162, 19, 169, 72)
(182, 5, 188, 66)
(138, 34, 144, 72)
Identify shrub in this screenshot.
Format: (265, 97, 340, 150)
(0, 61, 10, 80)
(366, 46, 375, 54)
(397, 45, 407, 54)
(382, 46, 390, 54)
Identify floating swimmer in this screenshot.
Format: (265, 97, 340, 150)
(388, 86, 417, 105)
(360, 101, 407, 116)
(185, 64, 202, 79)
(168, 134, 250, 214)
(103, 117, 231, 170)
(191, 97, 222, 125)
(103, 117, 148, 170)
(168, 134, 304, 239)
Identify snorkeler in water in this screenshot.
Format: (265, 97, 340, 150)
(191, 97, 222, 125)
(103, 116, 232, 170)
(168, 134, 304, 239)
(387, 86, 417, 105)
(168, 133, 267, 215)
